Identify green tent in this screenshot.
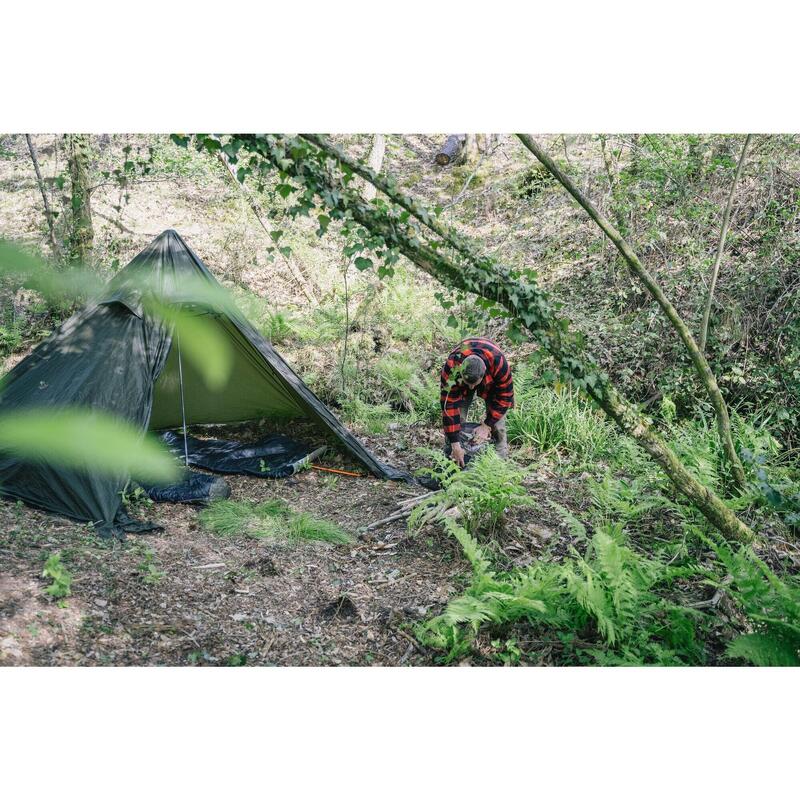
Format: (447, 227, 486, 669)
(0, 230, 402, 530)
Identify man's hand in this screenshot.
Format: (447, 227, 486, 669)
(473, 423, 492, 444)
(450, 442, 466, 468)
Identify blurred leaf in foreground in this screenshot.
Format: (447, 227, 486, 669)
(0, 239, 101, 300)
(147, 299, 234, 391)
(0, 239, 234, 392)
(0, 408, 179, 482)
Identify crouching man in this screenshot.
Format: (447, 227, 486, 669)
(440, 337, 514, 467)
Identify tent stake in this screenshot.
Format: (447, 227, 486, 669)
(176, 333, 190, 468)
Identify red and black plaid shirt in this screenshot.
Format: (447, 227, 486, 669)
(440, 337, 514, 443)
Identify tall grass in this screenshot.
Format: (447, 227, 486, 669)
(198, 499, 351, 545)
(506, 380, 617, 461)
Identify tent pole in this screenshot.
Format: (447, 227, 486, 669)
(176, 333, 190, 468)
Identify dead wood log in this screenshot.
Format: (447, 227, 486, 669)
(435, 135, 466, 166)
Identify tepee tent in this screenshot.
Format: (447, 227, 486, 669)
(0, 230, 403, 530)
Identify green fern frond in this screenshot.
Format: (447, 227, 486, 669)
(440, 595, 498, 629)
(548, 501, 587, 541)
(564, 560, 618, 645)
(726, 632, 800, 666)
(445, 518, 494, 578)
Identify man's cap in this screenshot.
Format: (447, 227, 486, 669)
(462, 354, 486, 383)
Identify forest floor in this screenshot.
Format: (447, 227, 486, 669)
(0, 424, 566, 666)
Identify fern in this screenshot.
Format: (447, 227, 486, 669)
(445, 518, 494, 579)
(410, 448, 534, 533)
(726, 633, 800, 667)
(589, 473, 676, 526)
(700, 533, 800, 666)
(548, 500, 587, 541)
(418, 517, 705, 665)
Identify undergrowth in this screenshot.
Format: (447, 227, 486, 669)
(416, 519, 707, 665)
(410, 448, 533, 533)
(701, 532, 800, 666)
(198, 498, 351, 545)
(41, 552, 72, 601)
(413, 398, 800, 665)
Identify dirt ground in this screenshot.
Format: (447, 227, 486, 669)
(0, 423, 563, 667)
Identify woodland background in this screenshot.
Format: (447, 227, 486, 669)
(0, 132, 798, 667)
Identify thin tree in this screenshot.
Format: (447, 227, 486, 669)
(25, 135, 61, 260)
(463, 134, 480, 167)
(598, 134, 628, 235)
(698, 134, 752, 353)
(64, 134, 94, 266)
(515, 134, 747, 490)
(362, 134, 386, 202)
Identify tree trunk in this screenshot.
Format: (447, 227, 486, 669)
(215, 151, 318, 304)
(516, 134, 747, 490)
(435, 135, 465, 166)
(362, 134, 386, 202)
(698, 134, 752, 353)
(463, 134, 480, 167)
(64, 134, 94, 267)
(25, 134, 61, 260)
(283, 134, 755, 543)
(598, 134, 628, 235)
(629, 134, 641, 176)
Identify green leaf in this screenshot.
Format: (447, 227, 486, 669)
(727, 632, 800, 666)
(0, 408, 179, 481)
(354, 257, 373, 271)
(276, 183, 293, 199)
(150, 304, 234, 392)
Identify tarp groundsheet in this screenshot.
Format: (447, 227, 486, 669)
(159, 430, 325, 478)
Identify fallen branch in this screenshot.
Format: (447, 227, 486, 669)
(361, 491, 443, 531)
(361, 510, 412, 531)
